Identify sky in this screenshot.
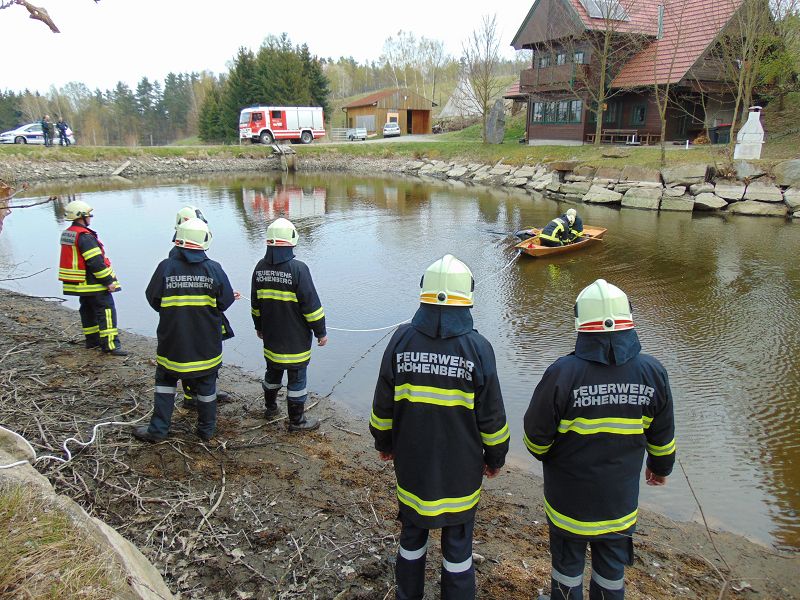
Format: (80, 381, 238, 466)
(2, 0, 532, 93)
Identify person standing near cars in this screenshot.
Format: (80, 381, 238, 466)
(41, 114, 52, 147)
(56, 117, 71, 146)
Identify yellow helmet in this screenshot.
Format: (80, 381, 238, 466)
(175, 217, 212, 251)
(420, 254, 474, 307)
(175, 205, 207, 230)
(574, 279, 634, 332)
(64, 200, 93, 220)
(266, 217, 298, 247)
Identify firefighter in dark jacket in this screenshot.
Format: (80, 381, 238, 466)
(370, 254, 510, 600)
(539, 208, 577, 247)
(251, 218, 327, 432)
(58, 200, 127, 356)
(134, 217, 235, 442)
(523, 279, 676, 600)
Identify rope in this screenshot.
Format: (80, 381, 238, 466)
(328, 318, 411, 333)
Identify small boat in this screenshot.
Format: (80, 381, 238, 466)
(514, 226, 607, 258)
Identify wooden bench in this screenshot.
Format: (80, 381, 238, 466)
(585, 131, 662, 145)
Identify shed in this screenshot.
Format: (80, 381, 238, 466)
(342, 88, 435, 135)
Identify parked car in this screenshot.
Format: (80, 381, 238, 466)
(0, 122, 76, 145)
(346, 127, 367, 141)
(382, 122, 401, 138)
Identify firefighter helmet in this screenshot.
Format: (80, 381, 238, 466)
(64, 200, 93, 221)
(419, 254, 474, 307)
(574, 279, 634, 332)
(266, 218, 298, 247)
(175, 205, 208, 229)
(175, 217, 212, 251)
(566, 208, 577, 225)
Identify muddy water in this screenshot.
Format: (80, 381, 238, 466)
(2, 172, 799, 550)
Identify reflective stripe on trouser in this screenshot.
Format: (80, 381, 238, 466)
(78, 293, 119, 351)
(549, 530, 632, 600)
(265, 366, 307, 404)
(148, 366, 217, 438)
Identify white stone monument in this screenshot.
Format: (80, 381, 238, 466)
(733, 106, 765, 160)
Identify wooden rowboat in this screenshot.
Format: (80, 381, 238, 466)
(514, 225, 607, 258)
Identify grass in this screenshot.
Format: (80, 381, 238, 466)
(0, 485, 129, 599)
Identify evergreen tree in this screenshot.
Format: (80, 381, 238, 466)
(198, 81, 226, 143)
(0, 90, 22, 131)
(301, 44, 331, 119)
(220, 47, 258, 142)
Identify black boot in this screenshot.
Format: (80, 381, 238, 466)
(132, 426, 167, 443)
(196, 399, 217, 441)
(262, 383, 280, 418)
(287, 401, 319, 432)
(85, 334, 100, 349)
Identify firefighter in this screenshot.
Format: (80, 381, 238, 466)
(523, 279, 676, 600)
(370, 254, 510, 600)
(250, 217, 327, 431)
(133, 217, 235, 442)
(539, 209, 576, 247)
(58, 199, 127, 356)
(565, 208, 583, 243)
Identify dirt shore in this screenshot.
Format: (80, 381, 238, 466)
(0, 291, 797, 599)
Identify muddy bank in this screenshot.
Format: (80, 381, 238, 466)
(0, 290, 797, 599)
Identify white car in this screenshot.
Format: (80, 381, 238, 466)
(382, 122, 401, 138)
(0, 122, 76, 145)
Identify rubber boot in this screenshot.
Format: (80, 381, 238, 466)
(134, 392, 173, 442)
(196, 399, 217, 441)
(264, 387, 280, 419)
(287, 400, 319, 432)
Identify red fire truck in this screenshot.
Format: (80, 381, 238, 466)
(239, 106, 325, 144)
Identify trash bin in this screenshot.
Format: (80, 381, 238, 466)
(716, 124, 732, 144)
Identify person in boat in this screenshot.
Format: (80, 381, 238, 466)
(565, 208, 583, 243)
(539, 208, 579, 247)
(523, 279, 676, 600)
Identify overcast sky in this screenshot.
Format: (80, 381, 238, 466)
(2, 1, 531, 93)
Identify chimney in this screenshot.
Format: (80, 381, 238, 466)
(657, 4, 665, 39)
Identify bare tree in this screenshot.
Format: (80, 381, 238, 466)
(461, 13, 505, 143)
(1, 0, 98, 33)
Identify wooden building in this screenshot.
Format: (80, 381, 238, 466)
(511, 0, 744, 145)
(342, 88, 435, 135)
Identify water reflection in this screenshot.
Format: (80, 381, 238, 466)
(1, 171, 798, 550)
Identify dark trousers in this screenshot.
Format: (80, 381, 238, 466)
(59, 131, 70, 146)
(396, 516, 475, 600)
(264, 366, 307, 405)
(549, 531, 633, 600)
(148, 366, 217, 438)
(78, 293, 120, 351)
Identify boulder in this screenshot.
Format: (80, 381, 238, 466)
(614, 182, 662, 193)
(773, 160, 800, 187)
(714, 181, 745, 201)
(794, 211, 800, 219)
(694, 193, 728, 210)
(546, 181, 563, 193)
(602, 147, 631, 158)
(784, 188, 800, 211)
(728, 200, 788, 217)
(663, 186, 687, 197)
(744, 182, 784, 203)
(595, 167, 622, 181)
(621, 188, 662, 210)
(565, 174, 590, 182)
(661, 164, 710, 187)
(689, 183, 714, 195)
(471, 172, 495, 183)
(527, 177, 552, 192)
(734, 160, 767, 181)
(574, 165, 597, 178)
(512, 166, 537, 178)
(467, 163, 485, 172)
(405, 161, 425, 171)
(548, 160, 581, 171)
(506, 177, 529, 187)
(560, 182, 592, 195)
(621, 165, 661, 183)
(489, 164, 513, 175)
(660, 195, 695, 211)
(446, 166, 468, 178)
(582, 185, 623, 204)
(485, 99, 506, 144)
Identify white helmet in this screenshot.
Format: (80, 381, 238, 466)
(175, 217, 212, 251)
(266, 217, 298, 247)
(420, 254, 474, 307)
(175, 205, 207, 230)
(574, 279, 634, 332)
(566, 208, 577, 225)
(65, 200, 93, 220)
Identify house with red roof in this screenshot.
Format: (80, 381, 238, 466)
(342, 88, 435, 135)
(511, 0, 744, 145)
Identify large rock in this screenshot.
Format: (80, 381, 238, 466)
(512, 166, 538, 178)
(728, 201, 788, 217)
(714, 181, 745, 201)
(485, 99, 506, 144)
(595, 167, 622, 181)
(404, 161, 425, 171)
(574, 165, 597, 178)
(560, 182, 592, 195)
(689, 182, 714, 195)
(773, 160, 800, 187)
(784, 188, 800, 211)
(661, 164, 710, 187)
(549, 160, 581, 171)
(622, 188, 662, 210)
(744, 182, 784, 202)
(621, 165, 661, 183)
(663, 186, 687, 197)
(694, 193, 728, 210)
(446, 166, 468, 178)
(489, 163, 513, 175)
(505, 177, 529, 187)
(583, 186, 623, 204)
(602, 147, 631, 158)
(660, 195, 695, 211)
(734, 160, 766, 181)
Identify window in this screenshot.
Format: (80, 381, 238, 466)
(556, 53, 566, 65)
(558, 101, 569, 121)
(574, 51, 585, 64)
(532, 103, 543, 122)
(531, 100, 583, 124)
(271, 110, 282, 119)
(603, 102, 619, 123)
(539, 55, 550, 68)
(631, 104, 646, 126)
(252, 112, 263, 122)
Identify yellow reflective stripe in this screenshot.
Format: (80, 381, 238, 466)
(544, 497, 638, 536)
(104, 308, 116, 350)
(523, 432, 553, 455)
(481, 423, 510, 446)
(99, 329, 119, 337)
(71, 245, 79, 268)
(82, 325, 99, 334)
(257, 289, 298, 302)
(642, 415, 653, 429)
(558, 417, 644, 435)
(63, 283, 108, 293)
(93, 266, 113, 279)
(647, 438, 676, 456)
(58, 268, 84, 277)
(394, 383, 474, 409)
(160, 295, 217, 308)
(251, 307, 261, 317)
(369, 411, 392, 431)
(263, 348, 311, 364)
(397, 485, 481, 517)
(156, 354, 222, 373)
(81, 247, 102, 260)
(304, 307, 324, 322)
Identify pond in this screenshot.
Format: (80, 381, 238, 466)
(1, 171, 799, 551)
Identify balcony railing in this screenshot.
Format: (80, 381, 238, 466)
(520, 64, 589, 91)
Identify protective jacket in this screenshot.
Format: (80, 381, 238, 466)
(539, 216, 572, 245)
(370, 304, 510, 529)
(59, 224, 118, 296)
(523, 329, 675, 540)
(568, 214, 584, 242)
(250, 247, 326, 369)
(145, 247, 234, 377)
